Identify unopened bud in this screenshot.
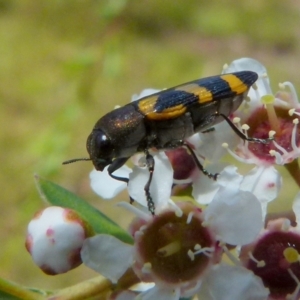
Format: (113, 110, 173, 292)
(25, 206, 93, 275)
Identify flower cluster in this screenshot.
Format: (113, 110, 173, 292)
(26, 58, 300, 300)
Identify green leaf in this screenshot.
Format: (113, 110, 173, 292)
(0, 291, 22, 300)
(35, 175, 133, 244)
(0, 277, 45, 300)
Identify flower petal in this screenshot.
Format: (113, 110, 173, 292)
(81, 234, 133, 283)
(113, 290, 137, 300)
(193, 165, 242, 205)
(139, 285, 180, 300)
(217, 165, 243, 189)
(128, 152, 173, 211)
(90, 165, 131, 199)
(224, 57, 267, 77)
(192, 164, 224, 205)
(193, 123, 240, 163)
(215, 165, 243, 200)
(240, 166, 281, 208)
(204, 188, 263, 245)
(198, 264, 269, 300)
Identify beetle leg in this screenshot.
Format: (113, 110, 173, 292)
(144, 151, 156, 215)
(107, 157, 130, 182)
(183, 142, 218, 180)
(216, 113, 273, 144)
(107, 157, 135, 204)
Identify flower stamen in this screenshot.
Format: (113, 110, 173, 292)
(233, 117, 241, 125)
(286, 268, 300, 300)
(187, 243, 215, 258)
(186, 212, 194, 224)
(272, 140, 289, 156)
(261, 94, 281, 133)
(157, 240, 181, 257)
(283, 247, 300, 264)
(269, 149, 284, 164)
(167, 199, 183, 217)
(241, 123, 250, 131)
(248, 251, 266, 267)
(289, 108, 296, 116)
(142, 262, 152, 274)
(269, 130, 276, 139)
(193, 246, 214, 257)
(222, 143, 252, 163)
(291, 118, 299, 151)
(187, 249, 195, 261)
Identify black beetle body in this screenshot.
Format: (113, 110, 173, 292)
(87, 71, 257, 172)
(64, 71, 272, 214)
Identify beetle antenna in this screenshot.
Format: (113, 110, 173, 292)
(62, 158, 91, 165)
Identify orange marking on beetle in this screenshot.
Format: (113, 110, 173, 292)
(138, 95, 158, 114)
(146, 104, 187, 120)
(138, 95, 187, 120)
(221, 74, 248, 94)
(175, 84, 213, 104)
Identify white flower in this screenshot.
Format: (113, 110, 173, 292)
(82, 203, 221, 300)
(223, 57, 300, 167)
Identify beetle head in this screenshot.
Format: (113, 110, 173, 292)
(62, 129, 114, 171)
(86, 129, 114, 171)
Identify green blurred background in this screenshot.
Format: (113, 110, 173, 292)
(1, 0, 300, 291)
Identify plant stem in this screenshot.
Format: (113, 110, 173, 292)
(0, 277, 45, 300)
(47, 276, 112, 300)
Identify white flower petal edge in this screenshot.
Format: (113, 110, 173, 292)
(193, 165, 242, 205)
(81, 234, 133, 283)
(114, 290, 137, 300)
(128, 152, 173, 210)
(138, 285, 180, 300)
(217, 165, 243, 189)
(198, 264, 269, 300)
(241, 166, 281, 219)
(192, 163, 226, 205)
(131, 89, 161, 102)
(241, 166, 281, 203)
(90, 165, 131, 199)
(224, 57, 267, 76)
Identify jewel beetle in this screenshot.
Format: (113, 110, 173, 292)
(63, 71, 271, 214)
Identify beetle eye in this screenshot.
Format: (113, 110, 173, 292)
(94, 130, 112, 156)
